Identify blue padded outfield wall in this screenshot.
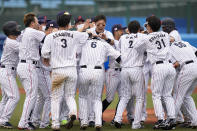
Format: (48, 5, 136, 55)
(0, 17, 197, 69)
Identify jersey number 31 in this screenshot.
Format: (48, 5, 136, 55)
(155, 39, 166, 49)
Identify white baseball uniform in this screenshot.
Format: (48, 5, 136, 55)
(17, 27, 45, 128)
(141, 31, 176, 121)
(31, 59, 51, 128)
(78, 38, 120, 127)
(105, 39, 121, 104)
(169, 41, 197, 126)
(114, 33, 146, 129)
(169, 30, 181, 42)
(85, 28, 114, 122)
(41, 30, 89, 128)
(0, 38, 20, 124)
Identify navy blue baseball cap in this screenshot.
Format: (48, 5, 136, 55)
(38, 16, 50, 24)
(112, 24, 126, 34)
(74, 16, 85, 24)
(57, 11, 71, 17)
(46, 20, 58, 29)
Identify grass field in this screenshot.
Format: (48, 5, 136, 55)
(0, 92, 197, 131)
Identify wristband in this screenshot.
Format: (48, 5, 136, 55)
(106, 38, 111, 43)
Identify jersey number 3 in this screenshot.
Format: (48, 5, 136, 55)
(155, 39, 166, 49)
(61, 39, 67, 48)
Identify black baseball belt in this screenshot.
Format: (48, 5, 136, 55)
(80, 65, 102, 69)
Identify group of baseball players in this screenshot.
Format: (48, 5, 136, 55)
(0, 10, 197, 131)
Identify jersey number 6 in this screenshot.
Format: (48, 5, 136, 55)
(61, 39, 67, 48)
(91, 42, 97, 48)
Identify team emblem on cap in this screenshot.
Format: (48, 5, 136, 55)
(64, 12, 70, 15)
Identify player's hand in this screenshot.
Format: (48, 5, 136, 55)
(42, 58, 50, 67)
(99, 33, 107, 40)
(170, 36, 175, 43)
(173, 61, 180, 68)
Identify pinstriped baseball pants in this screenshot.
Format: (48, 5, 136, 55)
(51, 67, 77, 127)
(173, 62, 197, 126)
(79, 68, 105, 127)
(151, 63, 176, 120)
(0, 68, 20, 124)
(114, 67, 145, 129)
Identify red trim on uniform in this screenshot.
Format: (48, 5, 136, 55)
(24, 64, 33, 123)
(5, 70, 14, 113)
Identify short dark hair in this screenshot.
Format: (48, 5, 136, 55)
(24, 12, 36, 27)
(128, 20, 140, 33)
(94, 15, 106, 23)
(57, 14, 71, 27)
(146, 16, 161, 32)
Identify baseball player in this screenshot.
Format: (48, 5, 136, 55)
(0, 21, 21, 129)
(17, 12, 46, 130)
(161, 18, 188, 125)
(113, 20, 146, 129)
(86, 14, 115, 126)
(78, 36, 121, 130)
(41, 11, 93, 131)
(161, 18, 181, 42)
(101, 24, 123, 123)
(141, 16, 176, 130)
(169, 40, 197, 128)
(31, 20, 58, 128)
(37, 16, 50, 32)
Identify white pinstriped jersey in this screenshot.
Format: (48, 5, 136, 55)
(108, 39, 120, 68)
(80, 38, 120, 67)
(0, 38, 19, 67)
(19, 27, 45, 61)
(169, 30, 181, 42)
(170, 41, 197, 66)
(120, 33, 146, 68)
(41, 30, 89, 68)
(143, 31, 170, 64)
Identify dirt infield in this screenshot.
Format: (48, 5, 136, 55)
(103, 109, 157, 123)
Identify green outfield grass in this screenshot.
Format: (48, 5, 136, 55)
(0, 93, 197, 131)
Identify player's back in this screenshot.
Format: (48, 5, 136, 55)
(145, 31, 170, 64)
(170, 41, 196, 65)
(1, 38, 19, 67)
(19, 27, 45, 61)
(44, 30, 82, 68)
(120, 33, 146, 68)
(80, 38, 119, 67)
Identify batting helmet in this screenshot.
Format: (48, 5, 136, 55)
(2, 21, 21, 36)
(161, 18, 175, 34)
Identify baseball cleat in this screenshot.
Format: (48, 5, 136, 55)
(65, 115, 76, 129)
(153, 119, 165, 129)
(129, 119, 134, 125)
(28, 122, 36, 130)
(0, 122, 13, 129)
(95, 125, 102, 131)
(110, 120, 115, 126)
(51, 126, 60, 131)
(80, 124, 88, 130)
(162, 119, 176, 130)
(114, 121, 121, 128)
(88, 121, 95, 127)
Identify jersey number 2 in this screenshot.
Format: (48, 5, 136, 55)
(128, 40, 133, 48)
(61, 39, 67, 48)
